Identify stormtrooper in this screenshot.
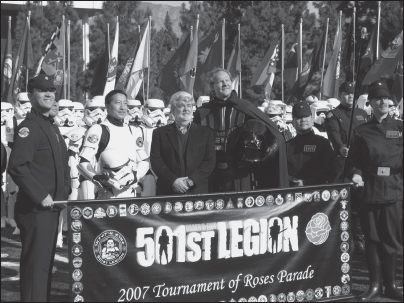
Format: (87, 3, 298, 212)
(140, 99, 167, 196)
(356, 94, 372, 119)
(78, 90, 149, 199)
(305, 94, 318, 104)
(73, 102, 86, 126)
(326, 98, 340, 110)
(124, 99, 143, 126)
(310, 100, 330, 136)
(102, 239, 120, 260)
(265, 100, 295, 141)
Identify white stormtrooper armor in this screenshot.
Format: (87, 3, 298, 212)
(265, 100, 295, 141)
(84, 96, 107, 126)
(388, 99, 401, 120)
(310, 101, 330, 138)
(163, 108, 174, 125)
(257, 106, 266, 112)
(73, 102, 86, 126)
(327, 98, 340, 110)
(14, 92, 32, 120)
(125, 99, 143, 126)
(196, 96, 210, 108)
(356, 94, 372, 118)
(54, 99, 76, 133)
(78, 118, 149, 199)
(305, 95, 318, 104)
(1, 102, 14, 131)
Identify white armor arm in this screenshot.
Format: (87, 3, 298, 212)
(65, 126, 87, 154)
(135, 160, 149, 181)
(79, 124, 102, 161)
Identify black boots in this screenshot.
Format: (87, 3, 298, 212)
(358, 241, 382, 301)
(381, 252, 403, 301)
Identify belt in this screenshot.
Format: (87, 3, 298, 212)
(366, 166, 402, 176)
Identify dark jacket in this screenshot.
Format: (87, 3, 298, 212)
(8, 108, 71, 214)
(345, 115, 403, 204)
(150, 122, 215, 195)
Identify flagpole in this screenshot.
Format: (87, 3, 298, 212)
(26, 11, 31, 91)
(139, 25, 145, 102)
(67, 20, 71, 100)
(299, 18, 302, 73)
(376, 1, 380, 60)
(352, 7, 356, 83)
(238, 24, 242, 98)
(147, 16, 151, 101)
(36, 28, 57, 76)
(192, 14, 200, 97)
(62, 15, 66, 99)
(222, 19, 225, 68)
(281, 24, 284, 102)
(190, 26, 193, 42)
(319, 18, 329, 100)
(107, 23, 110, 61)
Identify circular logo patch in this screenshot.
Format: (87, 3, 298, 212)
(71, 220, 82, 232)
(205, 200, 214, 210)
(303, 193, 312, 202)
(255, 196, 265, 206)
(152, 203, 162, 214)
(18, 127, 30, 138)
(141, 203, 150, 215)
(245, 196, 254, 207)
(341, 262, 350, 273)
(331, 190, 339, 200)
(340, 221, 349, 231)
(194, 200, 204, 210)
(313, 192, 321, 202)
(185, 201, 194, 212)
(106, 206, 117, 218)
(71, 133, 79, 141)
(340, 188, 348, 199)
(341, 274, 350, 284)
(128, 204, 139, 215)
(341, 252, 350, 263)
(72, 269, 83, 281)
(340, 242, 349, 252)
(305, 212, 332, 245)
(340, 210, 349, 221)
(277, 293, 286, 302)
(74, 294, 84, 302)
(72, 282, 83, 294)
(266, 195, 274, 205)
(136, 137, 143, 147)
(174, 202, 183, 212)
(341, 284, 350, 295)
(248, 296, 257, 302)
(296, 290, 305, 301)
(285, 194, 293, 203)
(275, 194, 284, 205)
(305, 289, 314, 300)
(71, 207, 82, 220)
(215, 199, 224, 210)
(72, 257, 83, 268)
(238, 298, 247, 302)
(333, 285, 341, 296)
(322, 190, 330, 201)
(287, 292, 295, 302)
(268, 294, 277, 302)
(258, 295, 267, 302)
(72, 244, 83, 256)
(87, 134, 99, 143)
(6, 126, 11, 133)
(314, 288, 323, 299)
(341, 231, 349, 242)
(93, 230, 127, 266)
(164, 202, 172, 213)
(82, 207, 93, 219)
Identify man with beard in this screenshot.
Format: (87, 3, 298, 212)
(193, 68, 288, 192)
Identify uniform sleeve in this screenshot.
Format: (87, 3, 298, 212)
(8, 122, 49, 205)
(188, 128, 216, 186)
(325, 113, 345, 153)
(57, 130, 72, 199)
(150, 129, 179, 188)
(304, 139, 335, 185)
(345, 129, 365, 178)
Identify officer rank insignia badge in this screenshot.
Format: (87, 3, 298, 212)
(386, 130, 400, 138)
(18, 127, 30, 138)
(304, 145, 316, 152)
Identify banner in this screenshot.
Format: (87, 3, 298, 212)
(68, 184, 355, 302)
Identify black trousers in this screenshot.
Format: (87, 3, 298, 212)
(16, 211, 59, 302)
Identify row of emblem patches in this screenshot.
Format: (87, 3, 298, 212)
(229, 285, 350, 302)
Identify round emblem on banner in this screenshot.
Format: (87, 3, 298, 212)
(340, 221, 349, 231)
(331, 190, 339, 200)
(72, 257, 83, 268)
(136, 137, 143, 147)
(255, 196, 265, 206)
(340, 242, 349, 252)
(82, 207, 93, 219)
(341, 231, 349, 242)
(277, 293, 286, 302)
(275, 194, 284, 205)
(313, 191, 321, 202)
(72, 282, 83, 294)
(268, 294, 277, 302)
(71, 220, 82, 232)
(205, 200, 214, 210)
(174, 202, 183, 212)
(194, 200, 204, 210)
(238, 298, 247, 302)
(248, 296, 257, 302)
(185, 201, 194, 212)
(305, 212, 332, 245)
(215, 199, 224, 210)
(266, 195, 274, 206)
(303, 193, 312, 202)
(287, 292, 295, 302)
(164, 202, 172, 213)
(314, 288, 323, 299)
(93, 230, 127, 266)
(152, 203, 162, 214)
(322, 190, 331, 201)
(70, 207, 82, 220)
(296, 290, 305, 301)
(72, 269, 83, 282)
(106, 206, 117, 218)
(18, 127, 30, 138)
(341, 274, 350, 284)
(341, 252, 350, 263)
(87, 134, 99, 143)
(257, 295, 267, 302)
(305, 289, 314, 300)
(73, 232, 81, 244)
(141, 203, 150, 215)
(340, 188, 348, 199)
(245, 196, 254, 207)
(72, 244, 83, 257)
(340, 210, 349, 221)
(285, 194, 293, 203)
(341, 263, 350, 273)
(74, 294, 84, 302)
(333, 285, 342, 296)
(128, 204, 139, 215)
(341, 284, 350, 295)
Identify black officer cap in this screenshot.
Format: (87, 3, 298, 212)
(368, 80, 392, 101)
(27, 74, 56, 93)
(292, 102, 311, 118)
(339, 82, 355, 94)
(105, 89, 127, 104)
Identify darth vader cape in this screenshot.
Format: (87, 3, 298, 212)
(194, 90, 289, 188)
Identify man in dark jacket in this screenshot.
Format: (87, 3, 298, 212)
(193, 68, 288, 192)
(8, 74, 71, 302)
(151, 91, 215, 195)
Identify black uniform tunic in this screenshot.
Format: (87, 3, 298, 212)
(286, 130, 334, 186)
(8, 107, 71, 302)
(345, 115, 403, 254)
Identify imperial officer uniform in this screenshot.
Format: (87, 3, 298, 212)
(7, 75, 71, 302)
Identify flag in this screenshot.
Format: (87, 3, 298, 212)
(322, 17, 343, 98)
(35, 26, 60, 77)
(126, 21, 150, 99)
(226, 33, 242, 93)
(357, 24, 378, 93)
(104, 19, 119, 96)
(157, 34, 191, 96)
(284, 32, 299, 88)
(194, 26, 223, 92)
(341, 20, 355, 82)
(6, 16, 33, 104)
(288, 27, 327, 101)
(115, 40, 139, 91)
(179, 23, 199, 94)
(1, 18, 12, 102)
(391, 60, 403, 105)
(89, 32, 109, 98)
(362, 31, 403, 85)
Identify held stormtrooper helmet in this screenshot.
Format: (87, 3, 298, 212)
(327, 98, 340, 110)
(54, 99, 76, 127)
(84, 96, 107, 126)
(231, 119, 279, 162)
(356, 94, 372, 117)
(126, 99, 143, 125)
(142, 99, 166, 127)
(100, 149, 136, 189)
(265, 100, 287, 130)
(1, 102, 14, 126)
(310, 101, 330, 126)
(14, 93, 32, 119)
(305, 95, 318, 104)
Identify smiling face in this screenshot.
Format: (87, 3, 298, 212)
(293, 115, 313, 134)
(340, 91, 354, 108)
(106, 93, 128, 120)
(29, 88, 57, 116)
(212, 71, 232, 100)
(172, 96, 194, 125)
(370, 97, 390, 116)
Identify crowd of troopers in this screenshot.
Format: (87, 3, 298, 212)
(1, 91, 402, 248)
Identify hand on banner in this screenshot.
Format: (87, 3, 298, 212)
(172, 177, 189, 194)
(352, 174, 364, 188)
(93, 172, 112, 188)
(291, 177, 304, 187)
(339, 145, 349, 157)
(40, 194, 54, 209)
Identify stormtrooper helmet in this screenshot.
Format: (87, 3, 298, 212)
(388, 99, 400, 119)
(196, 96, 210, 108)
(54, 99, 76, 127)
(14, 92, 32, 119)
(1, 102, 14, 126)
(327, 98, 340, 110)
(126, 99, 143, 125)
(84, 96, 107, 126)
(100, 149, 136, 189)
(163, 108, 174, 125)
(305, 95, 318, 104)
(356, 94, 372, 116)
(143, 99, 166, 127)
(73, 102, 85, 119)
(311, 101, 330, 125)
